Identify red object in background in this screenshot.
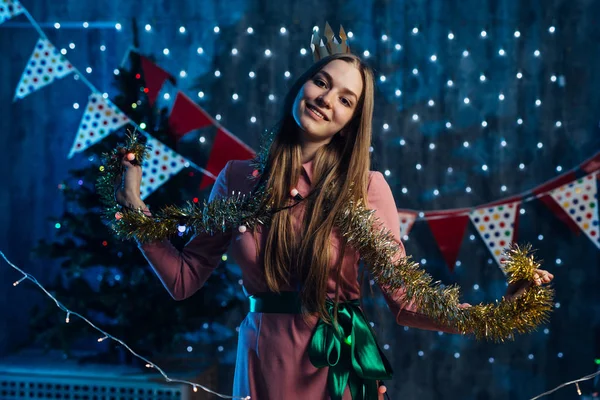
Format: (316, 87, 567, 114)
(140, 55, 174, 106)
(425, 209, 471, 272)
(200, 128, 255, 190)
(168, 92, 214, 140)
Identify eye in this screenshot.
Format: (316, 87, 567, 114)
(340, 97, 352, 107)
(314, 78, 327, 88)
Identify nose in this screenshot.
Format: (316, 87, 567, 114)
(316, 92, 332, 109)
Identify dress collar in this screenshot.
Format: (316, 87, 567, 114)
(301, 159, 313, 184)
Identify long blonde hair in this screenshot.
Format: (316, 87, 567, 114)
(253, 53, 375, 323)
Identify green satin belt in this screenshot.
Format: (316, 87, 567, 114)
(249, 292, 393, 400)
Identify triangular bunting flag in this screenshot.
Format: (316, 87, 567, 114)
(14, 38, 74, 100)
(140, 55, 174, 107)
(68, 93, 130, 158)
(398, 211, 417, 238)
(425, 210, 470, 272)
(199, 128, 255, 190)
(140, 135, 190, 200)
(550, 173, 599, 249)
(168, 92, 214, 140)
(469, 202, 520, 270)
(533, 171, 580, 233)
(0, 0, 24, 25)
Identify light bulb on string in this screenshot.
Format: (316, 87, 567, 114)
(13, 276, 26, 286)
(448, 32, 454, 40)
(499, 48, 506, 56)
(381, 34, 388, 41)
(65, 312, 70, 323)
(98, 335, 109, 342)
(213, 26, 220, 33)
(145, 24, 151, 31)
(363, 50, 370, 57)
(394, 43, 402, 51)
(179, 26, 186, 34)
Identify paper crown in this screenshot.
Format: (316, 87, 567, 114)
(311, 22, 351, 62)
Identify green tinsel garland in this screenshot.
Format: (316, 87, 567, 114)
(97, 134, 554, 341)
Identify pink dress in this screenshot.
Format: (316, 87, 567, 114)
(138, 159, 458, 400)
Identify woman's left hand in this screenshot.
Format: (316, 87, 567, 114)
(505, 268, 554, 301)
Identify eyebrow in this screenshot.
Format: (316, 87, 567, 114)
(317, 70, 359, 102)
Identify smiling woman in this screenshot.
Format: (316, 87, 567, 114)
(292, 59, 364, 156)
(111, 27, 554, 400)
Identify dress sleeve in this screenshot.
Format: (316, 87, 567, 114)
(366, 171, 460, 334)
(137, 160, 235, 300)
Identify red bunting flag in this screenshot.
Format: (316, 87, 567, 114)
(140, 55, 174, 106)
(168, 92, 214, 140)
(200, 128, 256, 190)
(425, 209, 470, 272)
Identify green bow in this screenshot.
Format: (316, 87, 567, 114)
(309, 299, 393, 400)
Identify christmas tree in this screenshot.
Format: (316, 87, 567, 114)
(29, 22, 244, 366)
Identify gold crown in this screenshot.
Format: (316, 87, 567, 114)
(311, 22, 351, 62)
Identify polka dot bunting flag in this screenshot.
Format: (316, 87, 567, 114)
(469, 202, 520, 270)
(140, 135, 190, 200)
(68, 93, 130, 158)
(398, 211, 417, 238)
(550, 173, 599, 249)
(14, 38, 74, 100)
(0, 0, 24, 25)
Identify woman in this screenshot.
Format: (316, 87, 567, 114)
(115, 53, 554, 399)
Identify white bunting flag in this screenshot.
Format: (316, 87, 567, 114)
(550, 173, 599, 249)
(469, 202, 520, 270)
(398, 211, 418, 238)
(68, 93, 130, 158)
(0, 0, 24, 25)
(140, 135, 190, 200)
(14, 38, 74, 100)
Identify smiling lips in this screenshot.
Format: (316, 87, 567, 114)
(306, 103, 329, 121)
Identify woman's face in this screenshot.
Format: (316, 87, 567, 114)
(292, 60, 364, 145)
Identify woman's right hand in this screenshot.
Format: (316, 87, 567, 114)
(114, 149, 146, 210)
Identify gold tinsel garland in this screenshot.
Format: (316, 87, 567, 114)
(97, 134, 554, 342)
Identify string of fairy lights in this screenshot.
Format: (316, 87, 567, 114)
(4, 19, 573, 193)
(2, 9, 597, 400)
(0, 251, 250, 400)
